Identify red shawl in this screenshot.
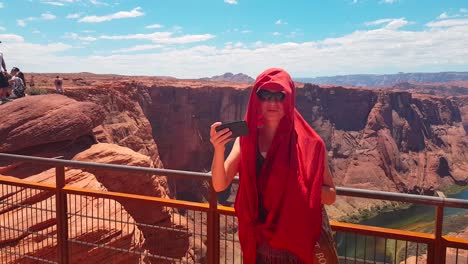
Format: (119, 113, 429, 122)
(235, 68, 325, 264)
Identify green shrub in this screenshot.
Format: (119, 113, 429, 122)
(28, 87, 48, 95)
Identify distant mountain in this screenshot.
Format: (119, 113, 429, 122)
(295, 72, 468, 87)
(391, 81, 468, 96)
(199, 72, 254, 83)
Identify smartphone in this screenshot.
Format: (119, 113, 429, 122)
(215, 121, 249, 138)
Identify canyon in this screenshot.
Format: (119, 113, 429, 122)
(0, 73, 467, 262)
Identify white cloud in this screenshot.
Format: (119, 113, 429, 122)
(224, 41, 244, 49)
(0, 35, 72, 69)
(79, 7, 144, 23)
(145, 24, 163, 29)
(64, 32, 97, 42)
(4, 17, 468, 78)
(0, 34, 25, 43)
(365, 18, 408, 30)
(99, 31, 215, 44)
(17, 20, 26, 27)
(426, 18, 468, 28)
(41, 13, 57, 20)
(365, 18, 394, 26)
(381, 0, 397, 3)
(0, 26, 5, 31)
(112, 44, 164, 53)
(67, 13, 81, 19)
(438, 12, 449, 20)
(253, 41, 263, 48)
(275, 19, 288, 25)
(43, 1, 64, 6)
(89, 0, 108, 5)
(0, 2, 4, 8)
(272, 32, 281, 36)
(41, 0, 75, 6)
(17, 13, 57, 27)
(385, 18, 408, 30)
(241, 30, 251, 34)
(461, 8, 468, 13)
(437, 12, 461, 20)
(224, 0, 238, 4)
(32, 30, 41, 34)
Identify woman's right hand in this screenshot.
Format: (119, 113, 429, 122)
(210, 122, 233, 152)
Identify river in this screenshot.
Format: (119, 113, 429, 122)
(335, 189, 467, 263)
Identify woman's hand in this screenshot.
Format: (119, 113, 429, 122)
(210, 122, 233, 152)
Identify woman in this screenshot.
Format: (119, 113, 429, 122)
(210, 68, 336, 263)
(9, 67, 26, 98)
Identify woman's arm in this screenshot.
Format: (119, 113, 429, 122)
(321, 150, 336, 205)
(210, 122, 241, 192)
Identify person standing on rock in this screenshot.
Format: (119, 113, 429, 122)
(0, 41, 10, 102)
(0, 42, 6, 74)
(54, 75, 64, 94)
(29, 75, 35, 90)
(210, 68, 337, 264)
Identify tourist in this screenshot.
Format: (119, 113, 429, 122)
(210, 68, 337, 263)
(54, 75, 64, 94)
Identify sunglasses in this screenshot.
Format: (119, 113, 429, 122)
(256, 89, 286, 102)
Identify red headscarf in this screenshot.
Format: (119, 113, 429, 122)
(234, 68, 325, 264)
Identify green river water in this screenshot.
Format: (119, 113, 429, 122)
(335, 189, 468, 263)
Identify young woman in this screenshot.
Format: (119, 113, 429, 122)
(9, 67, 26, 98)
(210, 68, 336, 264)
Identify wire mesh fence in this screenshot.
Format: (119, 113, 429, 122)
(0, 184, 58, 264)
(0, 153, 467, 264)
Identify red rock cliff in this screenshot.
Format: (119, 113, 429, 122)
(141, 84, 466, 202)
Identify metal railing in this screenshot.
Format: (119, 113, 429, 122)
(0, 153, 467, 264)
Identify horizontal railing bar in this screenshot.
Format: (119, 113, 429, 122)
(0, 248, 57, 264)
(0, 176, 56, 191)
(442, 236, 468, 250)
(0, 153, 211, 181)
(64, 186, 210, 211)
(1, 153, 467, 209)
(0, 224, 58, 240)
(330, 221, 435, 243)
(66, 211, 195, 235)
(217, 205, 236, 216)
(68, 238, 183, 262)
(337, 255, 385, 264)
(336, 186, 468, 209)
(0, 200, 56, 214)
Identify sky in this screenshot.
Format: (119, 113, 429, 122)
(0, 0, 467, 78)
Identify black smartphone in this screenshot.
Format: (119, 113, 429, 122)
(215, 121, 249, 138)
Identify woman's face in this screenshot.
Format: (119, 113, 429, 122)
(258, 90, 285, 122)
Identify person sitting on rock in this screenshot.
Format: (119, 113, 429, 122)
(8, 67, 26, 98)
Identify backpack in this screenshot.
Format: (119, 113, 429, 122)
(314, 206, 339, 264)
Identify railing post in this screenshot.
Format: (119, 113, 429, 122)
(430, 205, 445, 264)
(55, 166, 69, 264)
(207, 183, 220, 264)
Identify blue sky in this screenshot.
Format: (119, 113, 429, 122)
(0, 0, 467, 78)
